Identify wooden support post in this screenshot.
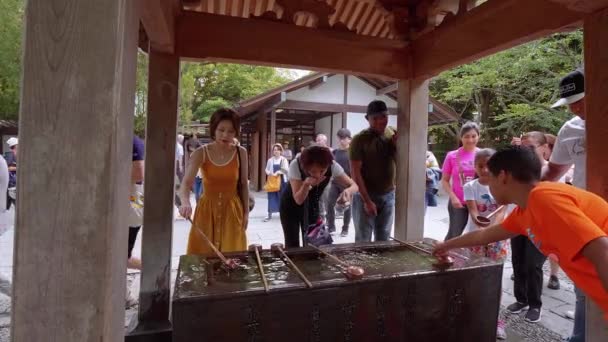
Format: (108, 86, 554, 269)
(270, 109, 277, 147)
(136, 50, 180, 330)
(394, 78, 429, 241)
(252, 132, 260, 190)
(583, 7, 608, 341)
(257, 111, 268, 189)
(12, 1, 139, 341)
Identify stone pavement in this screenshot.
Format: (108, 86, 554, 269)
(0, 193, 578, 341)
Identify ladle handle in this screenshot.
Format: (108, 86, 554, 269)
(308, 244, 349, 267)
(486, 205, 505, 219)
(253, 247, 270, 293)
(187, 217, 231, 266)
(278, 247, 313, 288)
(390, 237, 433, 255)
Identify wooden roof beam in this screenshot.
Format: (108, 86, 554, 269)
(140, 0, 180, 53)
(376, 83, 398, 96)
(547, 0, 608, 13)
(279, 100, 399, 115)
(177, 11, 411, 80)
(412, 0, 583, 79)
(309, 76, 329, 90)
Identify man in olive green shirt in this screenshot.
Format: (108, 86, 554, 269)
(350, 100, 397, 242)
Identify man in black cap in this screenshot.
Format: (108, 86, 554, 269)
(350, 100, 397, 242)
(541, 68, 586, 340)
(327, 128, 353, 237)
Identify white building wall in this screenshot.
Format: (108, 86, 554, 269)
(288, 74, 402, 143)
(346, 113, 398, 137)
(287, 75, 344, 103)
(346, 113, 368, 136)
(331, 113, 343, 148)
(346, 76, 397, 107)
(314, 114, 348, 147)
(314, 116, 332, 143)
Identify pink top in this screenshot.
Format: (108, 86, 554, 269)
(442, 147, 477, 204)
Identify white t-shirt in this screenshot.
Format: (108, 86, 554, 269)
(288, 158, 345, 181)
(463, 179, 500, 233)
(550, 116, 585, 189)
(426, 151, 439, 168)
(176, 143, 184, 162)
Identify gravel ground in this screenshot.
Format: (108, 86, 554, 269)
(502, 309, 565, 342)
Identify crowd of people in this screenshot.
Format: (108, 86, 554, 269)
(126, 67, 607, 339)
(435, 68, 607, 341)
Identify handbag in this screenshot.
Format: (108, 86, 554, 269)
(263, 175, 281, 192)
(306, 219, 333, 246)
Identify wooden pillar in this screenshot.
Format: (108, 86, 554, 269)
(257, 111, 268, 188)
(270, 109, 277, 147)
(584, 7, 608, 341)
(12, 0, 139, 341)
(394, 79, 429, 241)
(251, 132, 260, 190)
(136, 50, 180, 330)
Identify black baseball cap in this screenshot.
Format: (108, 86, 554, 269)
(336, 128, 351, 139)
(551, 69, 585, 108)
(366, 100, 388, 116)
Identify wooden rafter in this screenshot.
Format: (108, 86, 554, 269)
(177, 11, 411, 79)
(547, 0, 608, 13)
(411, 0, 583, 78)
(141, 0, 181, 53)
(376, 83, 398, 96)
(278, 99, 399, 115)
(309, 75, 329, 90)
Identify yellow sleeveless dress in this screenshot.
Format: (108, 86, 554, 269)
(186, 146, 247, 256)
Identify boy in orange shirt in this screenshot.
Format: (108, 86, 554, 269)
(434, 146, 608, 317)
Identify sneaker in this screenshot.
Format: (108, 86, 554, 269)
(506, 302, 528, 314)
(496, 320, 507, 340)
(548, 275, 560, 290)
(565, 310, 575, 319)
(340, 230, 348, 237)
(525, 308, 542, 323)
(262, 217, 271, 222)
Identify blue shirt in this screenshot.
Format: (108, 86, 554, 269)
(133, 136, 145, 161)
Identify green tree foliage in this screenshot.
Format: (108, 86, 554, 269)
(132, 59, 295, 136)
(0, 0, 24, 119)
(185, 63, 295, 122)
(134, 52, 149, 137)
(430, 30, 583, 152)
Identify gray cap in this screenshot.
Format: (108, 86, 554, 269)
(336, 128, 352, 139)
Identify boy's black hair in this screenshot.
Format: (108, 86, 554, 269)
(487, 146, 541, 183)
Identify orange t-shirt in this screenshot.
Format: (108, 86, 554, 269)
(502, 182, 608, 315)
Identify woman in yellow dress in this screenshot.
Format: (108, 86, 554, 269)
(178, 108, 249, 255)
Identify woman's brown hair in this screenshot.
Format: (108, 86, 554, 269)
(300, 145, 334, 169)
(209, 108, 240, 140)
